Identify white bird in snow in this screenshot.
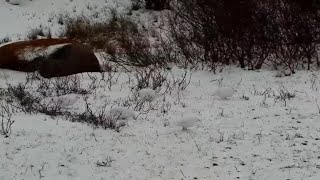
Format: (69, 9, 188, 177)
(175, 117, 201, 131)
(213, 87, 236, 99)
(109, 107, 136, 120)
(42, 94, 81, 108)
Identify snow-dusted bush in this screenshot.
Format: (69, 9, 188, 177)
(0, 101, 15, 138)
(26, 27, 51, 40)
(138, 88, 158, 102)
(36, 75, 90, 97)
(129, 87, 161, 111)
(0, 36, 11, 45)
(68, 101, 126, 131)
(6, 82, 73, 117)
(63, 10, 172, 67)
(134, 67, 168, 90)
(274, 86, 296, 106)
(7, 83, 40, 113)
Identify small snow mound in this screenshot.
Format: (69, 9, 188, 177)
(175, 117, 201, 130)
(213, 87, 235, 99)
(109, 107, 135, 120)
(138, 88, 158, 102)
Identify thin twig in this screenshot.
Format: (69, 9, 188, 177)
(316, 99, 320, 114)
(180, 169, 187, 178)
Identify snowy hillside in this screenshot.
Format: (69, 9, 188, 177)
(1, 0, 320, 180)
(0, 0, 131, 39)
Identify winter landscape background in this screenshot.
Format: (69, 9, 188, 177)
(1, 0, 320, 179)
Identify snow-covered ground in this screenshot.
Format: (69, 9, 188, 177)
(1, 1, 320, 180)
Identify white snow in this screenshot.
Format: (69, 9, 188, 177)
(1, 1, 320, 180)
(1, 66, 320, 180)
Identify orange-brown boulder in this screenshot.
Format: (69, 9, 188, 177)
(0, 38, 101, 78)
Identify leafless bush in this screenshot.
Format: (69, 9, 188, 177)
(114, 91, 158, 112)
(36, 75, 90, 97)
(6, 82, 70, 117)
(131, 0, 144, 10)
(271, 0, 320, 73)
(36, 98, 71, 118)
(112, 88, 160, 113)
(160, 101, 172, 115)
(134, 66, 169, 90)
(84, 63, 120, 93)
(4, 72, 128, 130)
(52, 76, 90, 95)
(0, 101, 15, 138)
(145, 0, 171, 10)
(157, 34, 181, 66)
(26, 26, 48, 40)
(62, 10, 173, 68)
(106, 15, 170, 67)
(169, 0, 320, 73)
(128, 66, 192, 106)
(62, 11, 138, 51)
(7, 83, 40, 113)
(252, 86, 272, 96)
(133, 96, 160, 112)
(96, 156, 114, 167)
(6, 74, 84, 117)
(172, 69, 192, 91)
(274, 86, 296, 106)
(0, 36, 11, 45)
(211, 77, 224, 87)
(68, 100, 124, 131)
(168, 0, 232, 72)
(310, 74, 319, 91)
(125, 67, 191, 111)
(62, 15, 110, 49)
